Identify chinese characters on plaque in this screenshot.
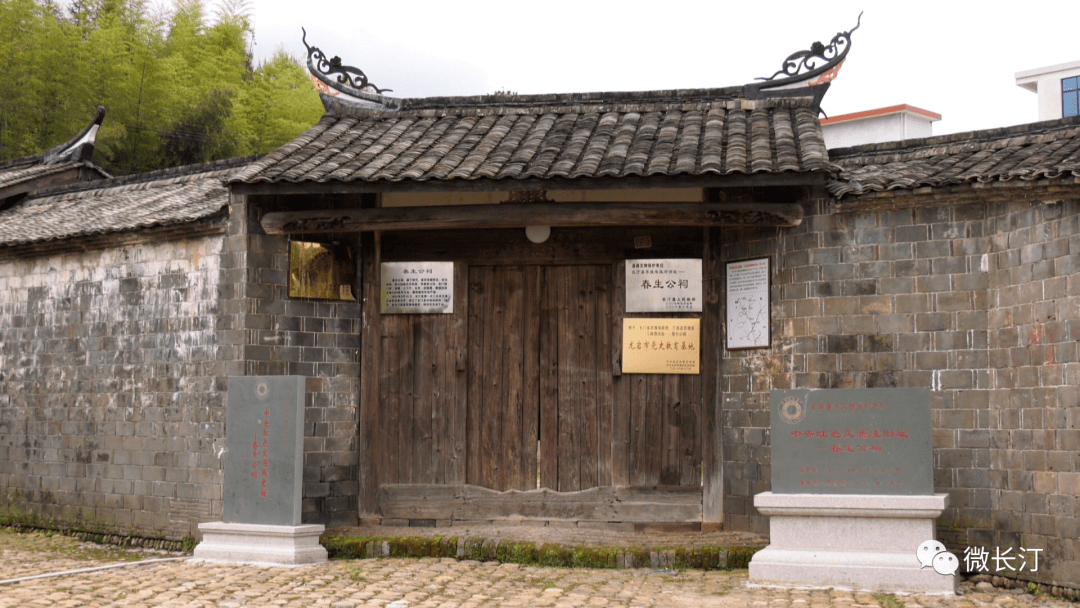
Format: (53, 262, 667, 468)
(224, 376, 306, 526)
(625, 259, 702, 313)
(726, 257, 770, 349)
(380, 262, 454, 314)
(621, 319, 700, 374)
(770, 389, 933, 495)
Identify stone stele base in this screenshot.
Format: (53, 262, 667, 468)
(749, 493, 956, 594)
(193, 522, 327, 566)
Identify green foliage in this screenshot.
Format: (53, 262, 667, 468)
(873, 594, 906, 608)
(0, 0, 324, 173)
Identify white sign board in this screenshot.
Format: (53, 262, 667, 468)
(726, 257, 770, 349)
(381, 262, 454, 314)
(625, 259, 702, 313)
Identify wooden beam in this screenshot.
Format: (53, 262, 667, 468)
(262, 201, 803, 235)
(232, 172, 826, 196)
(378, 483, 703, 522)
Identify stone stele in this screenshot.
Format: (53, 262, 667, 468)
(193, 376, 327, 566)
(750, 389, 955, 594)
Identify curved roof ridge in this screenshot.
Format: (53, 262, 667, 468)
(31, 154, 262, 199)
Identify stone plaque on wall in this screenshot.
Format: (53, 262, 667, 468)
(223, 376, 305, 526)
(380, 262, 454, 314)
(622, 318, 700, 374)
(770, 388, 933, 495)
(625, 259, 702, 312)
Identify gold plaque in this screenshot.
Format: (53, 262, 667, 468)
(622, 319, 700, 374)
(288, 241, 356, 301)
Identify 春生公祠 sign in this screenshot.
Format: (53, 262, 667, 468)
(621, 318, 700, 374)
(770, 388, 933, 495)
(625, 259, 702, 312)
(381, 261, 454, 314)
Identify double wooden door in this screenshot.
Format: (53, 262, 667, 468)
(467, 264, 613, 492)
(368, 259, 703, 496)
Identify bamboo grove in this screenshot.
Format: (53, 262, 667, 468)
(0, 0, 324, 174)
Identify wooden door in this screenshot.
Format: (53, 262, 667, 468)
(464, 264, 614, 492)
(362, 226, 716, 521)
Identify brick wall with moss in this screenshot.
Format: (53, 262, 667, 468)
(719, 199, 1080, 588)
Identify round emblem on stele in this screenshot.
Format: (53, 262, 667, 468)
(778, 395, 805, 424)
(255, 382, 270, 399)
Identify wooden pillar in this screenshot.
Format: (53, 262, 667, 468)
(702, 227, 724, 528)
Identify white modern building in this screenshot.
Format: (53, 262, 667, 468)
(1015, 60, 1080, 121)
(820, 104, 941, 149)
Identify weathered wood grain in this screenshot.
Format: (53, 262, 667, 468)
(610, 262, 630, 487)
(448, 262, 469, 485)
(539, 266, 559, 490)
(701, 227, 724, 524)
(557, 267, 580, 492)
(378, 484, 703, 522)
(596, 265, 614, 488)
(382, 226, 702, 267)
(480, 267, 503, 489)
(261, 201, 805, 234)
(465, 266, 487, 486)
(579, 266, 599, 491)
(358, 231, 381, 516)
(523, 266, 541, 490)
(414, 313, 435, 484)
(503, 267, 525, 491)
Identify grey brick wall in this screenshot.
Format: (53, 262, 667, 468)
(229, 196, 361, 528)
(720, 198, 1080, 588)
(0, 233, 232, 540)
(0, 193, 365, 539)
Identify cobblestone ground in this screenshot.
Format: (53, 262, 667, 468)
(1, 531, 1077, 608)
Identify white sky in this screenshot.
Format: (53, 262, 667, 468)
(243, 0, 1078, 136)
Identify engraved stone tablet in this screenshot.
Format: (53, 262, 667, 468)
(626, 259, 702, 312)
(770, 388, 933, 495)
(381, 262, 454, 314)
(224, 376, 305, 525)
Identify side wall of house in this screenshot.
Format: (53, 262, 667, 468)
(721, 198, 1080, 588)
(0, 232, 234, 541)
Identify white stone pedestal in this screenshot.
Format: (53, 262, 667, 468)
(193, 522, 328, 566)
(749, 493, 956, 594)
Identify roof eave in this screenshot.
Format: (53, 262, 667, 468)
(231, 171, 829, 197)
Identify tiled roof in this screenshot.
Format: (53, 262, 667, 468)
(0, 161, 93, 190)
(828, 115, 1080, 199)
(0, 106, 111, 194)
(231, 89, 832, 188)
(0, 156, 256, 247)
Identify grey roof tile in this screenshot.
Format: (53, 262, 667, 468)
(231, 89, 832, 188)
(0, 157, 255, 247)
(828, 116, 1080, 199)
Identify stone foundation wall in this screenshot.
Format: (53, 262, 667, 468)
(720, 198, 1080, 587)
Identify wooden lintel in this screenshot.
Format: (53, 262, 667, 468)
(262, 201, 804, 235)
(233, 171, 826, 196)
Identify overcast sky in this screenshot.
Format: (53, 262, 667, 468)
(242, 0, 1077, 136)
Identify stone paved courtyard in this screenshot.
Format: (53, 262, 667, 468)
(1, 530, 1077, 608)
